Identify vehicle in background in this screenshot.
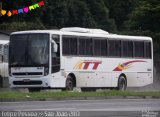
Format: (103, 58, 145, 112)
(0, 40, 9, 87)
(9, 28, 153, 91)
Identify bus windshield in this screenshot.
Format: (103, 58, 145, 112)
(10, 33, 49, 66)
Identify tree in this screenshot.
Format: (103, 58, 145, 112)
(104, 0, 138, 31)
(124, 0, 160, 52)
(0, 0, 117, 32)
(66, 0, 97, 28)
(125, 0, 160, 32)
(85, 0, 116, 32)
(41, 0, 69, 29)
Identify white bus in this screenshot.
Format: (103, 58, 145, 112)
(9, 27, 153, 91)
(0, 40, 9, 87)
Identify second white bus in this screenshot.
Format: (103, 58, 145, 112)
(9, 27, 153, 91)
(0, 40, 9, 87)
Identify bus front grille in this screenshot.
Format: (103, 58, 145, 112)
(13, 81, 42, 85)
(12, 72, 43, 76)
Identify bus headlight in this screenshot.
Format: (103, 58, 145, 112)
(44, 67, 49, 76)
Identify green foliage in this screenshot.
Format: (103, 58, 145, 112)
(85, 0, 116, 31)
(0, 20, 45, 32)
(0, 91, 160, 100)
(105, 0, 138, 30)
(123, 0, 160, 52)
(0, 0, 116, 32)
(0, 0, 159, 33)
(125, 0, 160, 32)
(66, 0, 96, 28)
(41, 0, 69, 28)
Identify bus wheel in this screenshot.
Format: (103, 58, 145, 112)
(66, 76, 74, 91)
(118, 75, 127, 91)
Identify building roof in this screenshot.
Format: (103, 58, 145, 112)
(0, 31, 10, 41)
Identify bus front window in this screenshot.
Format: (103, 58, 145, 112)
(28, 34, 49, 65)
(10, 35, 28, 66)
(10, 34, 49, 66)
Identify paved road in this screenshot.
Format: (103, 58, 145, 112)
(0, 99, 160, 117)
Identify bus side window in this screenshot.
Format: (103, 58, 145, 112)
(62, 36, 77, 55)
(144, 41, 151, 58)
(122, 41, 133, 58)
(93, 39, 107, 56)
(134, 41, 144, 58)
(78, 37, 92, 56)
(3, 44, 9, 62)
(108, 39, 121, 57)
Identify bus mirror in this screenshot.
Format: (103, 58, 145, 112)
(53, 43, 58, 53)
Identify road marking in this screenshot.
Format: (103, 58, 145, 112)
(15, 108, 76, 111)
(14, 107, 160, 112)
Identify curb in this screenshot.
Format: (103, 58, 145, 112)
(0, 96, 160, 102)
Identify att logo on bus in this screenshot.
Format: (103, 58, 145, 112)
(74, 60, 102, 70)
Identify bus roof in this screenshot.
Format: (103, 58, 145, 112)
(11, 28, 152, 41)
(0, 40, 9, 45)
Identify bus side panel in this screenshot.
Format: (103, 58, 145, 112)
(75, 72, 112, 88)
(81, 72, 96, 87)
(111, 72, 120, 87)
(4, 63, 8, 77)
(127, 72, 152, 87)
(125, 58, 153, 87)
(98, 72, 112, 87)
(64, 57, 113, 88)
(0, 63, 4, 77)
(137, 72, 152, 86)
(63, 56, 153, 88)
(0, 62, 8, 77)
(125, 73, 138, 87)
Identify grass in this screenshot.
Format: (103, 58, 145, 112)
(0, 90, 160, 100)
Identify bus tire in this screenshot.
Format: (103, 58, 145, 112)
(66, 76, 74, 91)
(117, 75, 127, 91)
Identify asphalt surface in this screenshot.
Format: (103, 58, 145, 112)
(0, 99, 160, 117)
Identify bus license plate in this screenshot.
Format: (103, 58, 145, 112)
(23, 79, 31, 82)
